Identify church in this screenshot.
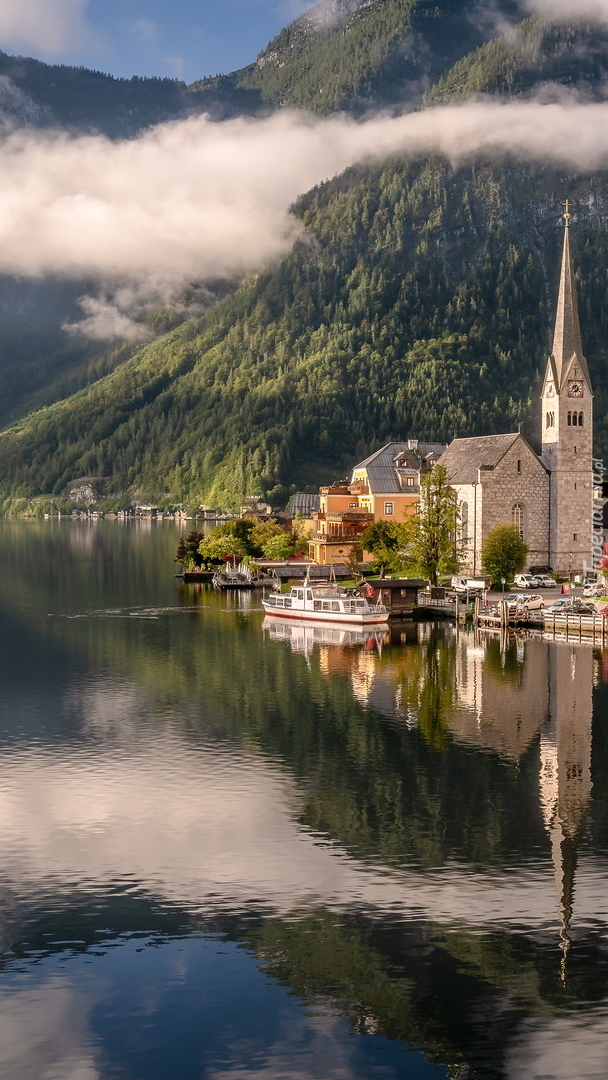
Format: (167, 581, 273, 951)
(306, 210, 597, 575)
(439, 209, 595, 576)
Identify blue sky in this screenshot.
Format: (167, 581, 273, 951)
(0, 0, 315, 85)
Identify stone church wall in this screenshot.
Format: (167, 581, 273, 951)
(480, 439, 550, 568)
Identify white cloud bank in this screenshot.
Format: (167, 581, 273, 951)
(525, 0, 608, 20)
(1, 97, 608, 335)
(0, 0, 94, 58)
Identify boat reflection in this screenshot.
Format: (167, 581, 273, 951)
(262, 614, 387, 657)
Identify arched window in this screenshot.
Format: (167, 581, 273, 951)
(460, 501, 469, 543)
(579, 412, 584, 426)
(567, 412, 572, 426)
(512, 503, 525, 540)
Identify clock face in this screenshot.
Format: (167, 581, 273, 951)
(568, 381, 584, 398)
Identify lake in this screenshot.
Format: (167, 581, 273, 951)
(0, 518, 607, 1080)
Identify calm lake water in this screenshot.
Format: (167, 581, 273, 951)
(0, 519, 607, 1080)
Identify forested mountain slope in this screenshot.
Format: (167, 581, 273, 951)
(191, 0, 521, 115)
(2, 16, 608, 510)
(0, 0, 504, 434)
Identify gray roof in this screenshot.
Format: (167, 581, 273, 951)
(271, 563, 350, 579)
(288, 493, 321, 516)
(438, 433, 521, 485)
(353, 442, 447, 494)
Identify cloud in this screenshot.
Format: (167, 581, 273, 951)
(130, 17, 158, 44)
(524, 0, 608, 20)
(0, 0, 94, 58)
(63, 295, 155, 342)
(1, 96, 608, 335)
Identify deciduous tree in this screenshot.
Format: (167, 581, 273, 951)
(403, 464, 461, 585)
(481, 523, 528, 586)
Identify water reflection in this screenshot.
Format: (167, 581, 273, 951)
(0, 522, 607, 1078)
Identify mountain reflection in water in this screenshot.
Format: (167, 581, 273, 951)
(0, 520, 606, 1080)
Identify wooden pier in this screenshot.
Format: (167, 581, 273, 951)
(474, 597, 608, 644)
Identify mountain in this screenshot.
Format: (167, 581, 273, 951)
(2, 13, 608, 510)
(191, 0, 521, 115)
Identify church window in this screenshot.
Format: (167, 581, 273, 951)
(460, 502, 469, 543)
(512, 503, 525, 540)
(579, 412, 584, 426)
(517, 459, 522, 473)
(573, 533, 578, 542)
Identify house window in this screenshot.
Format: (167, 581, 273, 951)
(384, 502, 394, 516)
(512, 503, 525, 540)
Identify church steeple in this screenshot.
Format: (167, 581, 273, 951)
(541, 205, 594, 575)
(550, 203, 591, 391)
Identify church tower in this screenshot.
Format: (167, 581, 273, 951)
(541, 204, 594, 574)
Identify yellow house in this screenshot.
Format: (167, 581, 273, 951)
(351, 441, 447, 521)
(308, 485, 374, 565)
(307, 441, 446, 565)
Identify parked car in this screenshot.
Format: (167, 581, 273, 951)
(570, 602, 598, 615)
(583, 583, 605, 598)
(545, 599, 596, 616)
(514, 593, 545, 611)
(513, 573, 540, 589)
(544, 598, 575, 615)
(534, 575, 556, 589)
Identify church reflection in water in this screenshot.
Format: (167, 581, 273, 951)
(263, 616, 596, 975)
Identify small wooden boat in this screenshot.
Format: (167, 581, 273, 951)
(262, 581, 388, 625)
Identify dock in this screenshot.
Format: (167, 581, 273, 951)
(474, 598, 608, 643)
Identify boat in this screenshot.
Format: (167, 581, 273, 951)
(262, 581, 389, 625)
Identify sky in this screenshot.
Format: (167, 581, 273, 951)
(0, 0, 316, 84)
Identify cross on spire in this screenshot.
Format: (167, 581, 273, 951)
(562, 199, 572, 227)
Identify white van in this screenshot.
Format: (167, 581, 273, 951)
(451, 576, 488, 594)
(513, 574, 539, 589)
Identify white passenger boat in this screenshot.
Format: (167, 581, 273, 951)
(262, 582, 389, 625)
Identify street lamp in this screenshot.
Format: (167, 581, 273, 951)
(501, 577, 506, 594)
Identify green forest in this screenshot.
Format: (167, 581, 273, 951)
(1, 11, 608, 511)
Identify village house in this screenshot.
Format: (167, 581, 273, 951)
(306, 441, 446, 565)
(300, 210, 597, 576)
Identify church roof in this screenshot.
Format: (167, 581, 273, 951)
(438, 433, 521, 484)
(352, 441, 447, 493)
(550, 222, 592, 390)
